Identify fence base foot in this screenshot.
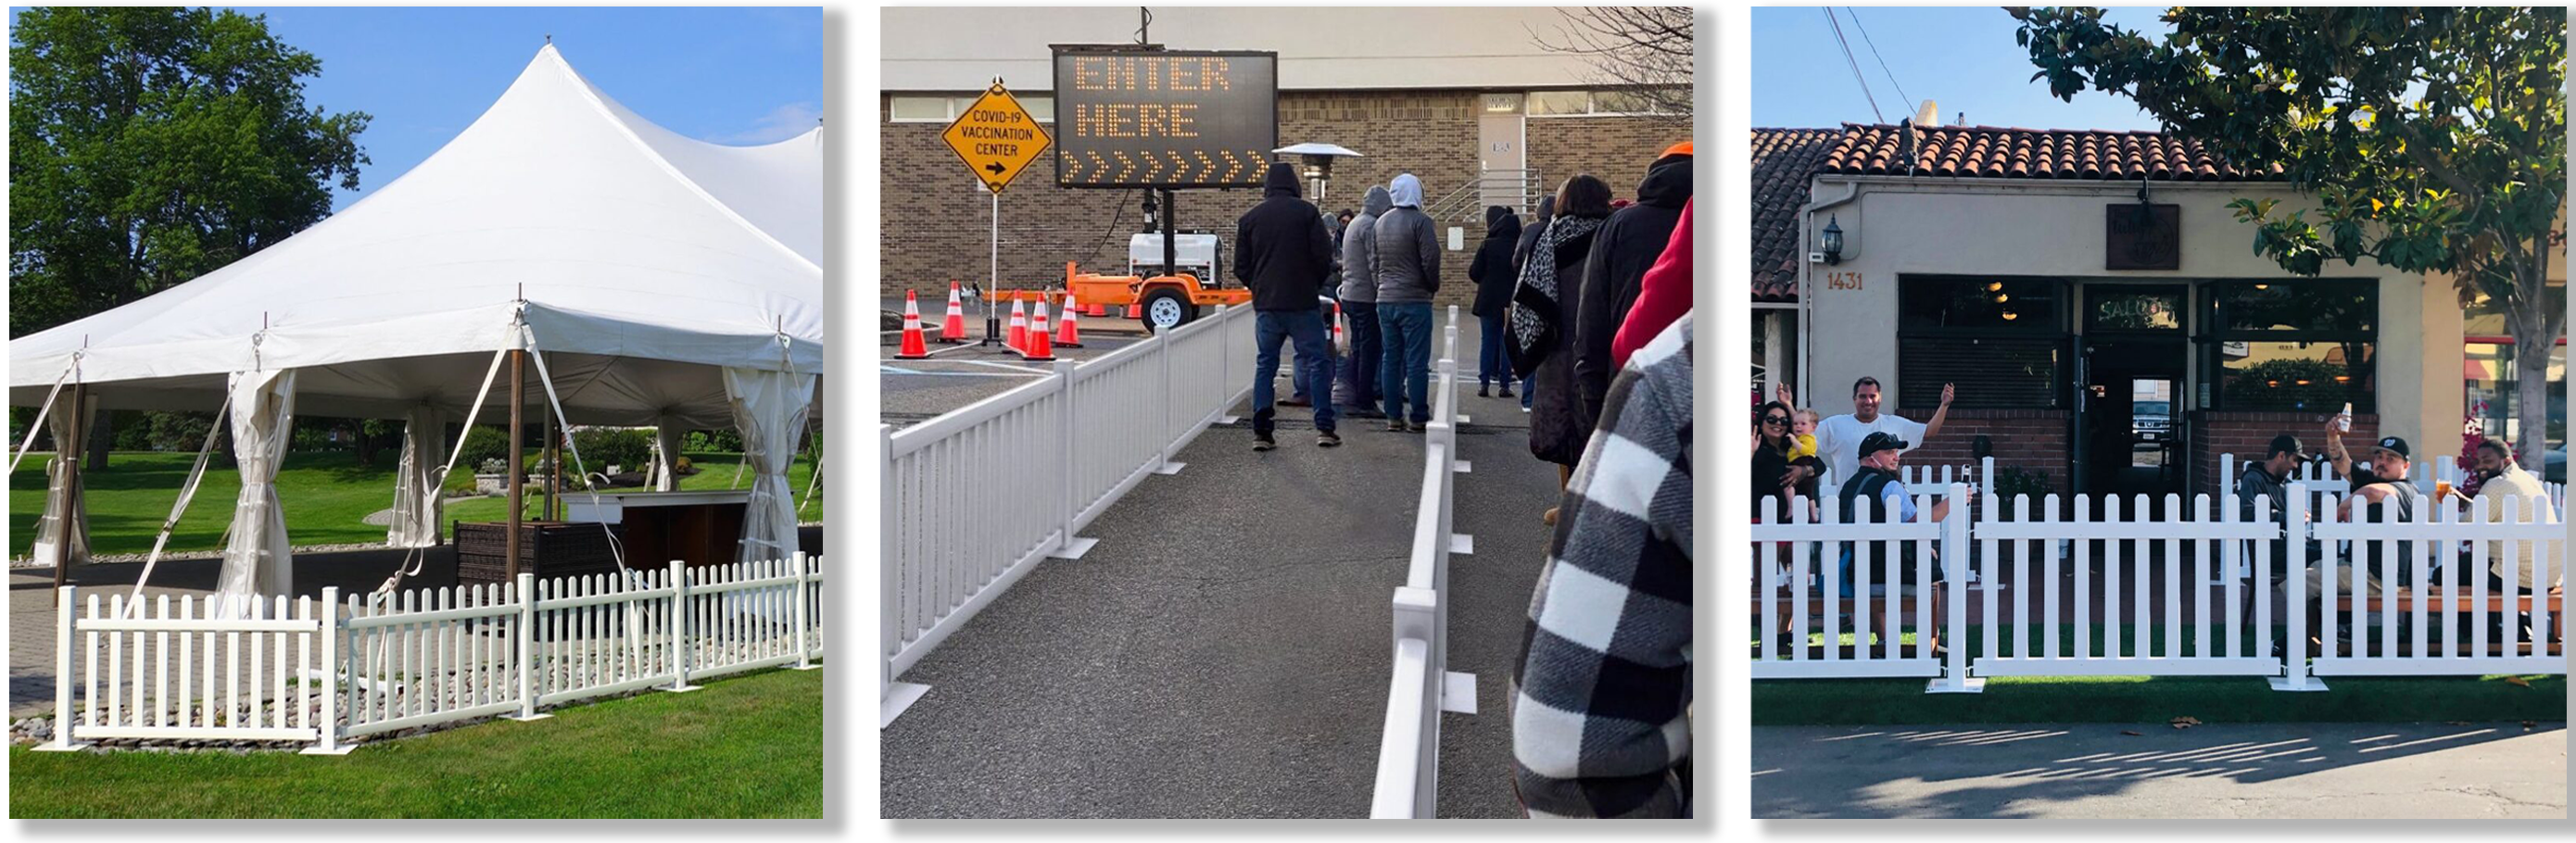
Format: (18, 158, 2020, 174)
(1453, 460, 1472, 473)
(882, 681, 932, 728)
(1216, 415, 1241, 425)
(1924, 677, 1988, 695)
(298, 744, 357, 756)
(31, 741, 89, 753)
(1153, 461, 1186, 476)
(2267, 676, 2329, 692)
(1051, 536, 1099, 560)
(789, 663, 823, 671)
(503, 711, 556, 722)
(1441, 671, 1479, 715)
(663, 683, 702, 693)
(1457, 414, 1471, 426)
(1448, 534, 1474, 556)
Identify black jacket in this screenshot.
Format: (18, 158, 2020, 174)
(1527, 222, 1601, 468)
(1574, 153, 1692, 424)
(1513, 195, 1554, 276)
(1233, 162, 1335, 311)
(1469, 206, 1522, 319)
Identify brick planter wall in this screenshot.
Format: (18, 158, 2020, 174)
(1888, 408, 2072, 496)
(2192, 411, 2379, 497)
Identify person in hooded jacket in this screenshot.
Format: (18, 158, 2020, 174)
(1335, 186, 1395, 420)
(1232, 161, 1341, 449)
(1509, 195, 1554, 412)
(1369, 173, 1443, 431)
(1468, 206, 1524, 398)
(1508, 174, 1613, 524)
(1574, 142, 1692, 426)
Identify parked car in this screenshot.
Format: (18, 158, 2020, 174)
(2132, 399, 2172, 445)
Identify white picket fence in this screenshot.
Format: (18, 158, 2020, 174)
(1372, 308, 1474, 820)
(880, 303, 1256, 724)
(1753, 483, 2564, 691)
(41, 555, 823, 754)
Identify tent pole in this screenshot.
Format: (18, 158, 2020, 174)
(52, 383, 85, 588)
(507, 349, 524, 579)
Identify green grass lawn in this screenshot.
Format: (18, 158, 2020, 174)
(11, 450, 821, 560)
(8, 667, 822, 819)
(1755, 626, 2566, 724)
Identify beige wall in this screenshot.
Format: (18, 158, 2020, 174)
(1799, 177, 2482, 451)
(882, 6, 1610, 92)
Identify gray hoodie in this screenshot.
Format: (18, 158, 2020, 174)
(1338, 186, 1393, 302)
(1369, 173, 1441, 303)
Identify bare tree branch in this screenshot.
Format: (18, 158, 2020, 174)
(1531, 6, 1693, 126)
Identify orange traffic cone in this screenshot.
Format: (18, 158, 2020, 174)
(1006, 298, 1029, 351)
(1056, 292, 1085, 347)
(1023, 300, 1057, 361)
(895, 290, 931, 359)
(938, 280, 968, 343)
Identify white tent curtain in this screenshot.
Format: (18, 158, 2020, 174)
(30, 394, 95, 568)
(722, 368, 813, 565)
(654, 413, 685, 492)
(216, 369, 297, 618)
(388, 404, 446, 547)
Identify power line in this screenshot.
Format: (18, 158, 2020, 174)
(1822, 7, 1883, 123)
(1847, 7, 1913, 113)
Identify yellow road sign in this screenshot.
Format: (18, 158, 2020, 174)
(942, 82, 1052, 194)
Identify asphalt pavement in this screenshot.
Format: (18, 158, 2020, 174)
(878, 382, 1565, 819)
(1752, 721, 2568, 819)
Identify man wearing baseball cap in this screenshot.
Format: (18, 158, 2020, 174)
(1834, 431, 1973, 599)
(2302, 417, 2423, 650)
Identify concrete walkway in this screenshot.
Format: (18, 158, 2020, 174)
(878, 388, 1564, 818)
(1753, 722, 2568, 819)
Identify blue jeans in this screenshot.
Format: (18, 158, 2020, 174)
(1377, 302, 1434, 423)
(1253, 309, 1335, 436)
(1477, 312, 1515, 391)
(1339, 300, 1382, 409)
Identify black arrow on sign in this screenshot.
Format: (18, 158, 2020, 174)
(985, 161, 1005, 175)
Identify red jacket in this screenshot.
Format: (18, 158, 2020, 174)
(1612, 198, 1691, 367)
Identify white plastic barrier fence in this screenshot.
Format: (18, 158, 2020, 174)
(1750, 487, 1958, 684)
(1371, 309, 1471, 819)
(880, 304, 1256, 723)
(1966, 493, 2281, 680)
(43, 555, 822, 754)
(2297, 490, 2563, 686)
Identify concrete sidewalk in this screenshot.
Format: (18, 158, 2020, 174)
(878, 388, 1565, 819)
(1753, 722, 2568, 819)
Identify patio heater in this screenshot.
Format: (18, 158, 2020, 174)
(1273, 143, 1364, 208)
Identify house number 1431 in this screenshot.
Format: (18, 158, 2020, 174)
(1825, 271, 1863, 291)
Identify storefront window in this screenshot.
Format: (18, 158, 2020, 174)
(2086, 287, 2183, 332)
(2216, 282, 2374, 333)
(2216, 340, 2375, 413)
(2465, 342, 2566, 460)
(1900, 276, 2065, 333)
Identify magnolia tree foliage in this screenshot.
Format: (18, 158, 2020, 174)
(2013, 6, 2567, 463)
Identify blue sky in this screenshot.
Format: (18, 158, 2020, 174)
(1752, 6, 2171, 131)
(11, 6, 823, 209)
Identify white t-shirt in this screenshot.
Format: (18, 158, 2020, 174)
(1814, 412, 1928, 490)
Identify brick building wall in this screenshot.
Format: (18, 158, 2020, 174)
(1526, 115, 1687, 203)
(1895, 408, 2073, 496)
(879, 91, 1680, 312)
(2192, 411, 2381, 497)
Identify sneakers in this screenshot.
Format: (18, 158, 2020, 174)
(1542, 507, 1559, 525)
(1317, 431, 1342, 447)
(1253, 434, 1276, 452)
(1497, 386, 1515, 398)
(1408, 420, 1429, 433)
(1477, 385, 1490, 397)
(1387, 419, 1408, 433)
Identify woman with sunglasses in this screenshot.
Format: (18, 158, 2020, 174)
(1752, 399, 1819, 522)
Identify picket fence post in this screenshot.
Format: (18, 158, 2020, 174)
(1050, 359, 1094, 560)
(2270, 485, 2326, 691)
(1927, 484, 1985, 693)
(299, 585, 352, 754)
(791, 551, 817, 670)
(506, 572, 551, 720)
(37, 585, 86, 751)
(670, 560, 701, 691)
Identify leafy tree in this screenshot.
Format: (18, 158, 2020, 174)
(2013, 6, 2566, 464)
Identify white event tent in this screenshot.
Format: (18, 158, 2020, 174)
(8, 44, 823, 614)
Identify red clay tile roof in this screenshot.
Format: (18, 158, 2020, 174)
(1750, 128, 1840, 303)
(1823, 122, 2284, 181)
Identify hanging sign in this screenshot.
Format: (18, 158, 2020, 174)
(941, 82, 1053, 195)
(1052, 48, 1278, 188)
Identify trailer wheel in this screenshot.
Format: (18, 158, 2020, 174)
(1140, 288, 1198, 333)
